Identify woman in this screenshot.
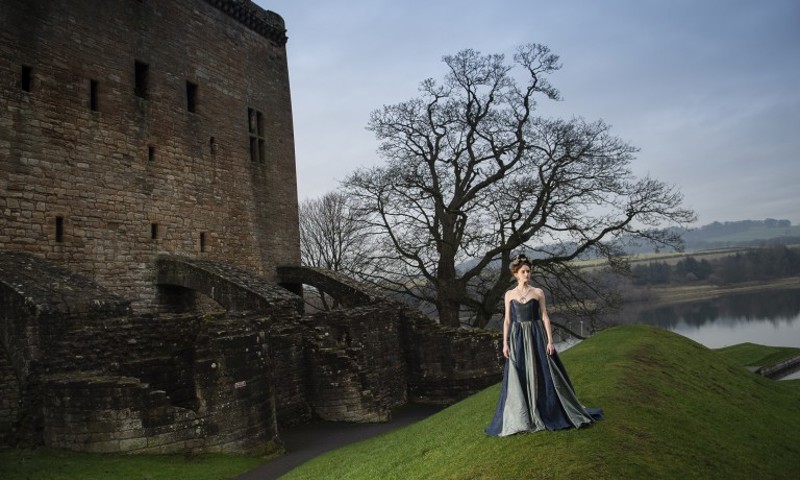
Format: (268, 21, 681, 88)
(486, 254, 603, 436)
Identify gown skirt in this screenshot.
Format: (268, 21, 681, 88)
(486, 299, 603, 436)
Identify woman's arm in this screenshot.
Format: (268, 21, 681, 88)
(537, 288, 555, 355)
(502, 290, 511, 358)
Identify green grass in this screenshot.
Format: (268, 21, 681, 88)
(716, 342, 800, 369)
(281, 325, 800, 479)
(3, 326, 799, 479)
(0, 449, 263, 480)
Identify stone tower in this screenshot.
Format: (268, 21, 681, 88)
(0, 0, 300, 311)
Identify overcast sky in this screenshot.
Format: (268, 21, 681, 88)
(256, 0, 800, 226)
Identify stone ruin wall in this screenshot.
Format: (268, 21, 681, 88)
(401, 310, 505, 405)
(303, 304, 409, 423)
(0, 0, 300, 312)
(0, 352, 20, 446)
(0, 253, 504, 454)
(38, 313, 309, 454)
(0, 251, 311, 453)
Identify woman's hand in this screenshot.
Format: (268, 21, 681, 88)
(503, 343, 510, 359)
(546, 342, 555, 356)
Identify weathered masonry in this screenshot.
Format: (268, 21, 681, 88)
(0, 0, 503, 454)
(1, 0, 299, 311)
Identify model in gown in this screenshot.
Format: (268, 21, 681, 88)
(486, 255, 603, 436)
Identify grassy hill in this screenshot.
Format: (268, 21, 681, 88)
(716, 342, 800, 369)
(282, 325, 800, 479)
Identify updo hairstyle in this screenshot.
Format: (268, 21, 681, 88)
(509, 254, 532, 275)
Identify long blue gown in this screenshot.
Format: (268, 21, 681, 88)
(486, 299, 603, 436)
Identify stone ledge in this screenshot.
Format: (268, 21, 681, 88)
(202, 0, 287, 45)
(0, 251, 131, 320)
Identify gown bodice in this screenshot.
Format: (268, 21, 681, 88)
(510, 299, 540, 323)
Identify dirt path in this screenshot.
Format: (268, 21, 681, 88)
(234, 404, 443, 479)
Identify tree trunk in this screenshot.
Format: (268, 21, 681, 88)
(435, 249, 462, 327)
(437, 293, 461, 327)
(474, 307, 493, 329)
(475, 287, 504, 328)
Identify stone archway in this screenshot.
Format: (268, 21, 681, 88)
(276, 266, 379, 309)
(155, 255, 302, 315)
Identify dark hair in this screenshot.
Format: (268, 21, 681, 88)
(509, 254, 531, 274)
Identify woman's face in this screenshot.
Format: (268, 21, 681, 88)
(514, 265, 531, 283)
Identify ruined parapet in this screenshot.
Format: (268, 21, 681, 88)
(282, 266, 504, 412)
(0, 249, 130, 381)
(302, 303, 408, 422)
(0, 250, 131, 446)
(36, 312, 308, 454)
(0, 251, 309, 452)
(398, 308, 503, 404)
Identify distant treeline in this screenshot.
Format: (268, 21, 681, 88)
(631, 245, 800, 286)
(622, 219, 800, 254)
(688, 218, 791, 235)
(680, 218, 798, 249)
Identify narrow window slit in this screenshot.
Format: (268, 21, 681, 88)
(55, 216, 64, 242)
(89, 79, 99, 111)
(186, 81, 197, 112)
(21, 65, 32, 92)
(134, 60, 149, 98)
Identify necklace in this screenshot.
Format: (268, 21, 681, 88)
(516, 284, 531, 302)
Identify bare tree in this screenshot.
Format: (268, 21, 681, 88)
(298, 191, 372, 310)
(342, 44, 696, 329)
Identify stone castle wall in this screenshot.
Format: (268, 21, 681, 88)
(0, 0, 508, 455)
(0, 0, 300, 312)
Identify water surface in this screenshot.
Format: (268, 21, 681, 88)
(624, 288, 800, 349)
(621, 288, 800, 379)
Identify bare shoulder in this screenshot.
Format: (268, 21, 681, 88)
(504, 289, 514, 301)
(532, 287, 546, 300)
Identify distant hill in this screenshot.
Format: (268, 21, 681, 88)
(676, 218, 800, 251)
(621, 218, 800, 254)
